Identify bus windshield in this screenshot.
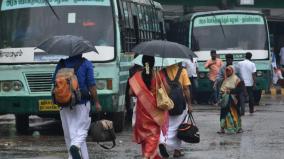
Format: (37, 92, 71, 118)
(0, 0, 114, 63)
(192, 14, 268, 51)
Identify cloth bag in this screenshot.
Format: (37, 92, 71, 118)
(177, 112, 200, 143)
(155, 71, 174, 111)
(90, 120, 116, 149)
(219, 93, 230, 108)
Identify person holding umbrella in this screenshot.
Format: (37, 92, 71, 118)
(38, 35, 101, 159)
(131, 40, 196, 158)
(129, 55, 168, 159)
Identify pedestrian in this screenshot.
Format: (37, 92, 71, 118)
(125, 54, 143, 122)
(204, 50, 223, 105)
(271, 48, 283, 86)
(279, 46, 284, 68)
(182, 57, 199, 104)
(215, 54, 247, 115)
(238, 52, 256, 114)
(218, 65, 243, 134)
(52, 54, 101, 159)
(159, 63, 192, 158)
(271, 47, 277, 69)
(272, 66, 283, 86)
(128, 55, 168, 159)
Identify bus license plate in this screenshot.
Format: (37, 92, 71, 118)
(38, 100, 59, 111)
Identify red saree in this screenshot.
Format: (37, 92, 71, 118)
(129, 71, 168, 158)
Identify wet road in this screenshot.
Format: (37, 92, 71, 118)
(0, 95, 284, 159)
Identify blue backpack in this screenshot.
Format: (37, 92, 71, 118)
(164, 66, 186, 116)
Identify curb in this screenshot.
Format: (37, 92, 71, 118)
(267, 87, 284, 96)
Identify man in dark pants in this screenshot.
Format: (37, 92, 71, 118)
(238, 52, 257, 113)
(204, 50, 223, 105)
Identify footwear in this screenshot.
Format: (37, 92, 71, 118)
(69, 145, 82, 159)
(159, 144, 169, 158)
(250, 110, 256, 114)
(237, 128, 244, 133)
(217, 128, 225, 134)
(173, 149, 184, 158)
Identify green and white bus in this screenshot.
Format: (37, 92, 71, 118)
(0, 0, 165, 133)
(167, 10, 271, 104)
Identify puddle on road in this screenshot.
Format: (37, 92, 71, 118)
(0, 118, 66, 159)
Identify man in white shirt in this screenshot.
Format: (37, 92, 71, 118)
(279, 47, 284, 67)
(182, 57, 198, 104)
(238, 52, 256, 113)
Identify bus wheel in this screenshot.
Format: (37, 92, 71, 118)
(15, 114, 29, 134)
(112, 111, 125, 132)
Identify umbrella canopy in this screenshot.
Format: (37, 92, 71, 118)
(132, 40, 196, 58)
(132, 55, 184, 67)
(36, 35, 98, 57)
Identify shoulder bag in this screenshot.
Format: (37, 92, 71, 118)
(155, 71, 174, 111)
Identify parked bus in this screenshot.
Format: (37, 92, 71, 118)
(167, 10, 271, 104)
(0, 0, 165, 133)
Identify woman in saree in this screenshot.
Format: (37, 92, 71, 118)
(129, 55, 168, 159)
(218, 65, 243, 134)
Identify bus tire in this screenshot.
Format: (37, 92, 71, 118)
(15, 114, 29, 134)
(112, 111, 125, 132)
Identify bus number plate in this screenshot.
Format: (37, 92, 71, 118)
(38, 100, 59, 111)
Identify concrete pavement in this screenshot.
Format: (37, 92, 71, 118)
(0, 95, 284, 159)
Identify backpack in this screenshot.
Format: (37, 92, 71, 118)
(164, 66, 186, 116)
(52, 58, 85, 107)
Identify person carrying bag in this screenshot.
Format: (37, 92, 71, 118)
(159, 64, 192, 158)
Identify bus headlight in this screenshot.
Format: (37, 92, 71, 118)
(12, 81, 23, 91)
(199, 72, 206, 79)
(2, 81, 12, 92)
(96, 80, 106, 90)
(96, 79, 112, 90)
(256, 71, 263, 77)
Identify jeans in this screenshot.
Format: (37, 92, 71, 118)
(210, 80, 218, 104)
(238, 91, 246, 115)
(246, 86, 255, 113)
(189, 77, 198, 102)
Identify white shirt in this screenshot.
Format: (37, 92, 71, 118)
(238, 59, 256, 86)
(182, 58, 198, 77)
(279, 47, 284, 65)
(273, 69, 283, 85)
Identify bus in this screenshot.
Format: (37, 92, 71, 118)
(166, 10, 271, 104)
(0, 0, 165, 133)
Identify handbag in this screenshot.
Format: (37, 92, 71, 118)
(90, 120, 116, 149)
(155, 71, 174, 111)
(177, 112, 200, 143)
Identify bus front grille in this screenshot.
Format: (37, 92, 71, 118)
(25, 73, 53, 92)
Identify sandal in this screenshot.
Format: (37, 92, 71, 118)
(217, 129, 225, 134)
(173, 149, 184, 158)
(159, 144, 169, 158)
(237, 128, 244, 133)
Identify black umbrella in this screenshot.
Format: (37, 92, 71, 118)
(132, 40, 196, 58)
(36, 35, 98, 57)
